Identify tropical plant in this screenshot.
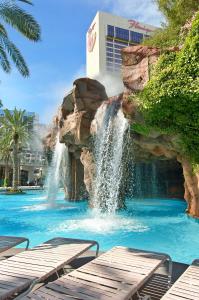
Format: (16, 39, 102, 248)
(0, 108, 33, 190)
(138, 12, 199, 163)
(0, 0, 41, 77)
(0, 134, 12, 186)
(144, 0, 199, 47)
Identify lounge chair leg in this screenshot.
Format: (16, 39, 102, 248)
(167, 256, 172, 289)
(25, 239, 30, 250)
(14, 280, 39, 299)
(136, 292, 151, 300)
(56, 270, 59, 278)
(95, 241, 99, 257)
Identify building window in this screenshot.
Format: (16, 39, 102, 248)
(115, 53, 121, 59)
(114, 65, 121, 70)
(107, 25, 114, 37)
(115, 27, 129, 41)
(114, 44, 124, 50)
(107, 60, 113, 65)
(114, 59, 122, 64)
(107, 66, 114, 72)
(114, 40, 128, 46)
(114, 49, 122, 54)
(107, 52, 113, 58)
(106, 47, 113, 52)
(130, 31, 143, 43)
(106, 57, 113, 62)
(106, 42, 113, 47)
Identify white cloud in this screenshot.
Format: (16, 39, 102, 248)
(41, 65, 86, 124)
(0, 65, 86, 124)
(85, 0, 164, 27)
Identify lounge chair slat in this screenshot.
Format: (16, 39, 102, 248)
(0, 261, 53, 272)
(91, 258, 155, 273)
(64, 275, 126, 295)
(172, 287, 199, 297)
(7, 256, 61, 267)
(68, 269, 133, 291)
(0, 237, 98, 299)
(81, 263, 141, 283)
(36, 286, 77, 299)
(162, 260, 199, 300)
(0, 236, 29, 253)
(47, 282, 112, 300)
(25, 246, 170, 300)
(0, 270, 36, 281)
(174, 282, 199, 292)
(57, 277, 120, 296)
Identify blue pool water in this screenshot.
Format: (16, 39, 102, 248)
(0, 190, 198, 264)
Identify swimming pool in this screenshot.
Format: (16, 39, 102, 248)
(0, 190, 198, 264)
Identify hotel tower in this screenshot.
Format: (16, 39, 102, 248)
(86, 11, 157, 78)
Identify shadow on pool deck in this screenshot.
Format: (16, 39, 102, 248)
(0, 248, 188, 300)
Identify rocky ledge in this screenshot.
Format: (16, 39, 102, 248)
(45, 46, 199, 218)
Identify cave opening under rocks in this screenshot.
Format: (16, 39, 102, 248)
(128, 159, 185, 200)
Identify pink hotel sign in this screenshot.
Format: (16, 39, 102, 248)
(128, 20, 153, 32)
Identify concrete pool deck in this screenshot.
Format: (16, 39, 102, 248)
(0, 186, 43, 192)
(0, 248, 188, 300)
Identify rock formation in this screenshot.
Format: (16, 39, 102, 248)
(54, 78, 107, 200)
(121, 45, 199, 218)
(45, 41, 199, 218)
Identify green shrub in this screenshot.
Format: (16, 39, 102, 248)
(139, 12, 199, 162)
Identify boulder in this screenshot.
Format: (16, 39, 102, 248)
(57, 78, 107, 199)
(121, 46, 160, 95)
(59, 78, 107, 148)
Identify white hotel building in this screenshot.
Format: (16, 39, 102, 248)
(86, 11, 157, 78)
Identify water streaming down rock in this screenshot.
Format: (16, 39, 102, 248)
(151, 163, 159, 197)
(134, 162, 159, 198)
(46, 133, 68, 205)
(92, 100, 130, 214)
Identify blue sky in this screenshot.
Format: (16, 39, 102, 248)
(0, 0, 164, 123)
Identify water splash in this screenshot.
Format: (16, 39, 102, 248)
(46, 133, 68, 205)
(92, 100, 130, 214)
(50, 211, 149, 234)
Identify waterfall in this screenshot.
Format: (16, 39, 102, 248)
(151, 163, 158, 197)
(46, 133, 67, 205)
(92, 100, 130, 214)
(134, 162, 159, 198)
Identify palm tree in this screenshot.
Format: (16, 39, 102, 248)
(0, 0, 41, 77)
(0, 108, 32, 190)
(0, 134, 12, 186)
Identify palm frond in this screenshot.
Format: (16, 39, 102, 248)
(0, 2, 41, 41)
(16, 0, 33, 5)
(0, 44, 11, 72)
(0, 108, 32, 147)
(0, 34, 29, 76)
(0, 23, 7, 36)
(0, 23, 11, 72)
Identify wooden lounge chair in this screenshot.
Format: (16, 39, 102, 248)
(0, 237, 99, 300)
(161, 259, 199, 300)
(0, 235, 29, 254)
(21, 246, 172, 300)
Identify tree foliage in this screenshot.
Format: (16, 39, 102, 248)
(0, 0, 40, 77)
(144, 0, 199, 47)
(0, 108, 33, 189)
(139, 12, 199, 162)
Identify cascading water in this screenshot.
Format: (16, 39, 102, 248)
(151, 163, 159, 197)
(134, 162, 159, 198)
(92, 100, 130, 214)
(46, 133, 68, 205)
